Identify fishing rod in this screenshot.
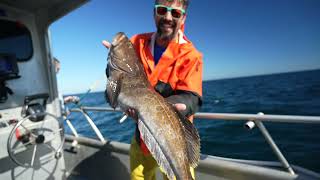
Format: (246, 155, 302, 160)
(63, 76, 129, 124)
(66, 75, 105, 109)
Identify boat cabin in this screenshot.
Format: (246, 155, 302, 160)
(0, 0, 319, 180)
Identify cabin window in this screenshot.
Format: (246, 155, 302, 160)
(0, 19, 33, 61)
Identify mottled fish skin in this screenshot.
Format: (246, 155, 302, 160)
(105, 32, 200, 180)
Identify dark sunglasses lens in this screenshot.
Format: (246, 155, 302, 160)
(156, 7, 167, 15)
(171, 9, 183, 18)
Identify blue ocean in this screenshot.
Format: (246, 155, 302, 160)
(64, 69, 320, 173)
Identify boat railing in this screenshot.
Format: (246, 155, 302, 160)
(66, 106, 320, 175)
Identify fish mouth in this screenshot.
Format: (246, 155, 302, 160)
(111, 32, 126, 46)
(107, 48, 135, 77)
(107, 32, 127, 73)
(108, 54, 121, 72)
(107, 32, 137, 77)
(108, 56, 136, 77)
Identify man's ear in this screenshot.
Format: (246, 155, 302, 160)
(180, 15, 186, 31)
(153, 8, 157, 20)
(181, 14, 186, 25)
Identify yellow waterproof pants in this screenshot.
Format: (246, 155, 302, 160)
(130, 138, 195, 180)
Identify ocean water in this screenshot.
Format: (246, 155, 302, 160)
(64, 69, 320, 173)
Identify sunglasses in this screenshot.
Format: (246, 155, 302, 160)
(155, 5, 185, 19)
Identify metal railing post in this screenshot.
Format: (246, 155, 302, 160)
(254, 113, 295, 175)
(79, 108, 106, 143)
(65, 119, 79, 147)
(67, 106, 320, 175)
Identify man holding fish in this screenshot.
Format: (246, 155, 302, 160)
(103, 0, 202, 179)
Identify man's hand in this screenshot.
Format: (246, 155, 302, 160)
(126, 108, 138, 122)
(174, 103, 186, 112)
(63, 96, 80, 104)
(102, 40, 111, 49)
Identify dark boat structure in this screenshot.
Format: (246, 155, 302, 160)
(0, 0, 319, 179)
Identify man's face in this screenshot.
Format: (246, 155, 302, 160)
(154, 0, 186, 42)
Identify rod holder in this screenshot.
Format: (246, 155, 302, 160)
(244, 121, 255, 130)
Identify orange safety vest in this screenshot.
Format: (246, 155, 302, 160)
(130, 31, 203, 155)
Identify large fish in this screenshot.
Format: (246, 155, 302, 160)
(105, 32, 200, 180)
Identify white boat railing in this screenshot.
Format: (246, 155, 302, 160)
(67, 106, 320, 175)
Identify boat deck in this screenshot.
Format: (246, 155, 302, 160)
(63, 135, 319, 180)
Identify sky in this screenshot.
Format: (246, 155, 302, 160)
(50, 0, 320, 94)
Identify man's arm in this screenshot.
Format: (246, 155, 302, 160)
(171, 53, 203, 118)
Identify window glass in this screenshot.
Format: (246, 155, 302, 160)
(0, 19, 33, 61)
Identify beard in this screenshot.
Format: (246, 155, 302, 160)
(156, 18, 178, 41)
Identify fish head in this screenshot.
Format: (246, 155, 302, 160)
(105, 32, 145, 109)
(107, 32, 144, 77)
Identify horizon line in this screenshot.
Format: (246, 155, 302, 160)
(203, 68, 320, 82)
(63, 68, 319, 95)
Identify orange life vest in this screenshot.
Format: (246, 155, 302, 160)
(131, 32, 202, 96)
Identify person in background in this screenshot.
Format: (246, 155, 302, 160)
(53, 57, 80, 112)
(102, 0, 202, 179)
(53, 57, 80, 150)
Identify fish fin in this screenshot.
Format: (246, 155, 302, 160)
(174, 108, 200, 168)
(105, 76, 122, 109)
(138, 118, 175, 180)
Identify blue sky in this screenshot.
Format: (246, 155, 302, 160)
(50, 0, 320, 94)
